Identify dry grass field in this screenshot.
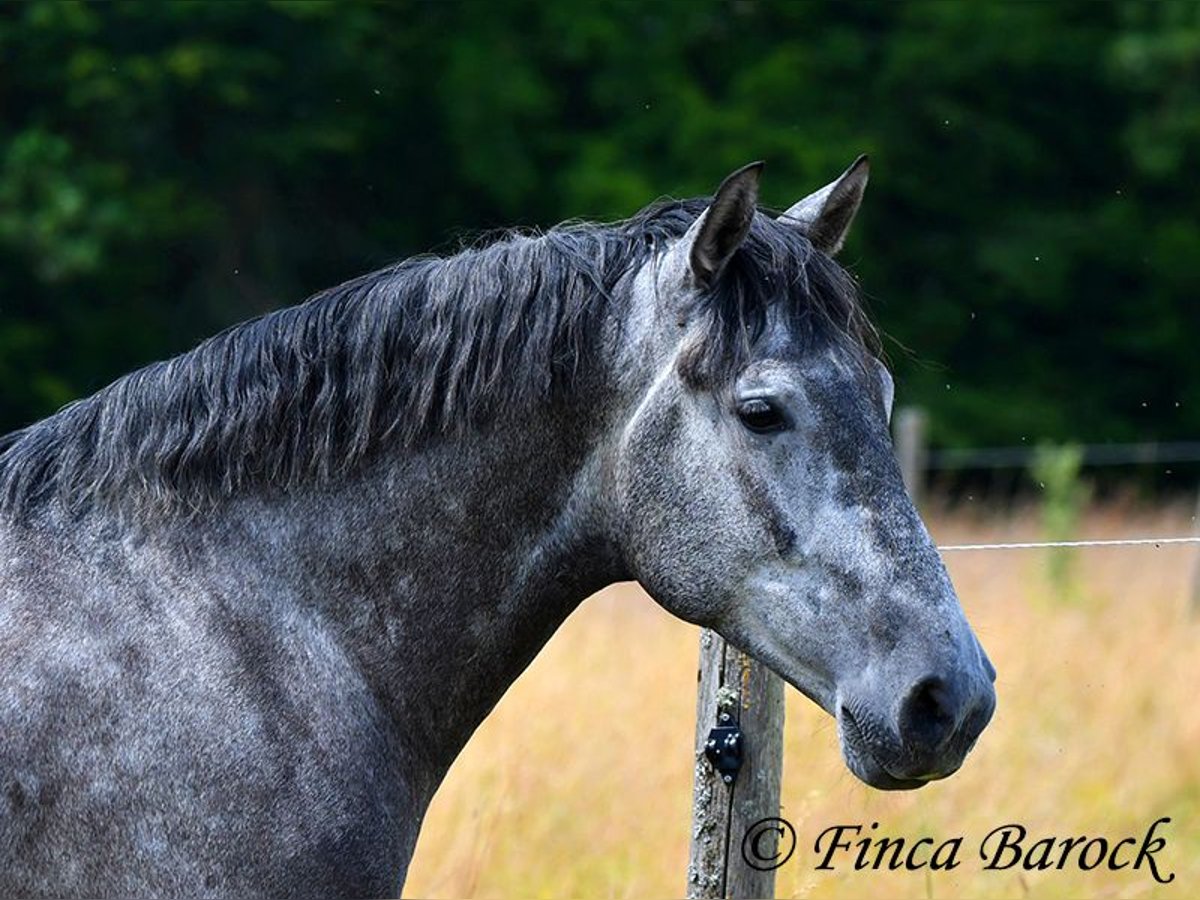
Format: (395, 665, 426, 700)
(404, 500, 1200, 899)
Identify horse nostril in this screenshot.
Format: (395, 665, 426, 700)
(898, 676, 957, 752)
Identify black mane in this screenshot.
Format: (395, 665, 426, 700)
(0, 198, 876, 515)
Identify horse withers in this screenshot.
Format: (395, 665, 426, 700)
(0, 158, 995, 897)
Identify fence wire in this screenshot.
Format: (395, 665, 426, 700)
(938, 536, 1200, 552)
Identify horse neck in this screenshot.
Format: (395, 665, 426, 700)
(177, 357, 634, 804)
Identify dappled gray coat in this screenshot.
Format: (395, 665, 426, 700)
(0, 160, 994, 897)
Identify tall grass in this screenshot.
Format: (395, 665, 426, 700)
(1030, 443, 1090, 601)
(405, 500, 1199, 899)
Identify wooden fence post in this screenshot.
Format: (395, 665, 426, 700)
(894, 406, 928, 507)
(687, 629, 785, 899)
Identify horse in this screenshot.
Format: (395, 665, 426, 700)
(0, 158, 996, 897)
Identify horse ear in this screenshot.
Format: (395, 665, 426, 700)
(779, 155, 869, 255)
(686, 161, 764, 289)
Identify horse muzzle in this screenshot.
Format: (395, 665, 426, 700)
(837, 668, 996, 791)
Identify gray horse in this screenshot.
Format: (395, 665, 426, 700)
(0, 159, 995, 897)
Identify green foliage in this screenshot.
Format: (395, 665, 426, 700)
(1031, 443, 1090, 599)
(0, 1, 1197, 446)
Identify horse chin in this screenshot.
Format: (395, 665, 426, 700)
(837, 707, 935, 792)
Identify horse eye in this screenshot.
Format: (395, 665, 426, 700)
(736, 398, 787, 434)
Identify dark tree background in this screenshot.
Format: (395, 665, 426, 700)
(2, 1, 1197, 448)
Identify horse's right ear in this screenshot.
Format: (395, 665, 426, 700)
(684, 161, 764, 289)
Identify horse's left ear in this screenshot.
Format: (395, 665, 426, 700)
(686, 161, 764, 289)
(780, 155, 869, 255)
